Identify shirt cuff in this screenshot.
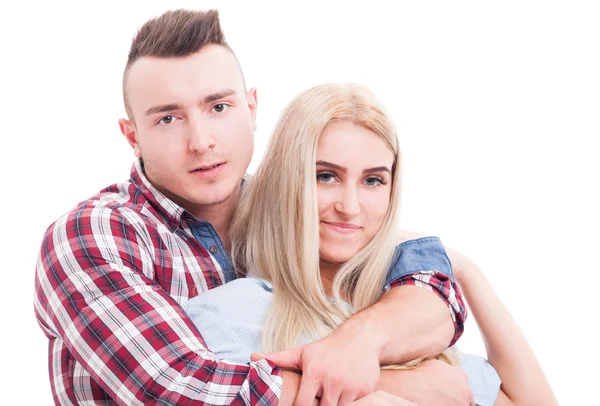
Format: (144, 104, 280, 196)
(384, 271, 468, 347)
(384, 237, 454, 286)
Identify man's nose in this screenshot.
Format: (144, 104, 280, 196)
(187, 117, 216, 153)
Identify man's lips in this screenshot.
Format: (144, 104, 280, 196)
(189, 162, 226, 179)
(190, 162, 226, 172)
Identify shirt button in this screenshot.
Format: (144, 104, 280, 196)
(210, 245, 219, 254)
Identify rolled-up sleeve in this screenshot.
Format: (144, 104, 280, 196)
(383, 237, 467, 346)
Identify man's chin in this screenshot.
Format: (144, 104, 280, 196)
(190, 185, 238, 207)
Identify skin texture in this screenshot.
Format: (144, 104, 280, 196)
(119, 46, 459, 405)
(119, 44, 257, 239)
(316, 120, 395, 293)
(256, 123, 458, 405)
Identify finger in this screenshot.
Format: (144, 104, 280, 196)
(260, 346, 303, 369)
(349, 391, 416, 406)
(320, 384, 344, 406)
(384, 392, 416, 406)
(249, 352, 267, 362)
(336, 388, 359, 406)
(347, 392, 377, 406)
(294, 374, 321, 406)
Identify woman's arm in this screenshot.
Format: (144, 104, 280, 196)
(449, 248, 558, 406)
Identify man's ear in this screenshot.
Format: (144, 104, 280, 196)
(246, 87, 258, 131)
(118, 118, 141, 158)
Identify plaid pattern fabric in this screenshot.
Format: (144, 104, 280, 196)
(386, 271, 467, 346)
(34, 160, 282, 405)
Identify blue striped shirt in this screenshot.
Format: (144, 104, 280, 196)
(184, 238, 501, 406)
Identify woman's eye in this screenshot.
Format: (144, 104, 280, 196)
(317, 173, 336, 184)
(365, 177, 383, 186)
(213, 104, 228, 113)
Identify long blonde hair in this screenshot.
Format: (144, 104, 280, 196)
(230, 83, 454, 367)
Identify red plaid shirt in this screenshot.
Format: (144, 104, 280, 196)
(34, 160, 466, 405)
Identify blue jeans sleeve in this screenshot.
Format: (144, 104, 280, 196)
(384, 236, 454, 287)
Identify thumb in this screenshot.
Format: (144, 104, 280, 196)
(249, 352, 268, 362)
(250, 346, 303, 369)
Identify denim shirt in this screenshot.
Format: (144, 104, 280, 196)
(188, 220, 236, 283)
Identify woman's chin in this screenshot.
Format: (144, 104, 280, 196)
(320, 250, 356, 265)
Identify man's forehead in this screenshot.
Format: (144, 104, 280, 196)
(125, 45, 245, 107)
(130, 47, 237, 80)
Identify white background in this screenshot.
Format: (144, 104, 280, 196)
(1, 1, 598, 404)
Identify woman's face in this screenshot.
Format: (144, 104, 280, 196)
(316, 120, 395, 265)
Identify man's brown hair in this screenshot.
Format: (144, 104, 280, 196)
(122, 9, 230, 120)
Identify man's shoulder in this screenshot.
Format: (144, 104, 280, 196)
(46, 178, 152, 237)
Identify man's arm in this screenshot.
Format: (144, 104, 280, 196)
(34, 204, 282, 405)
(362, 235, 467, 365)
(279, 361, 473, 406)
(257, 237, 467, 405)
(377, 360, 474, 406)
(349, 283, 454, 366)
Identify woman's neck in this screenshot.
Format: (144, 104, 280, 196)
(319, 260, 340, 298)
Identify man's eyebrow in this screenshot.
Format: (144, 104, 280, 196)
(201, 89, 237, 104)
(145, 103, 183, 116)
(143, 90, 238, 116)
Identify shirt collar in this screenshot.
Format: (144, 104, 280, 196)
(129, 159, 188, 230)
(129, 159, 249, 231)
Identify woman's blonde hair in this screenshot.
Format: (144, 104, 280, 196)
(230, 83, 454, 368)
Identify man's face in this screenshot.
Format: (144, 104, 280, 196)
(120, 45, 256, 214)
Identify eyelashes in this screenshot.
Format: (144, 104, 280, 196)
(316, 171, 388, 187)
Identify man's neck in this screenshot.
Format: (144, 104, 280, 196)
(139, 161, 240, 245)
(192, 191, 239, 249)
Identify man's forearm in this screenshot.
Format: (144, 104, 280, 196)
(376, 360, 473, 405)
(281, 360, 472, 406)
(341, 285, 454, 365)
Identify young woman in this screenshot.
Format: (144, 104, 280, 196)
(185, 83, 556, 405)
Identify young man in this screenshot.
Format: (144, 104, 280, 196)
(34, 9, 471, 405)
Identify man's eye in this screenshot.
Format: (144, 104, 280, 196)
(213, 104, 228, 113)
(159, 115, 176, 125)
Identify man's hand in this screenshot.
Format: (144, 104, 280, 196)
(350, 391, 416, 406)
(251, 327, 382, 406)
(378, 359, 474, 406)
